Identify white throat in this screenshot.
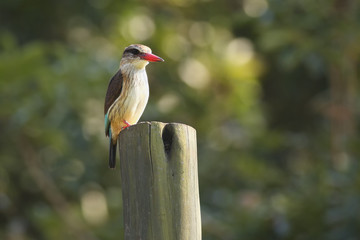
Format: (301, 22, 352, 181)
(120, 60, 149, 74)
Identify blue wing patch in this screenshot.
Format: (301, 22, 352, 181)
(105, 113, 111, 137)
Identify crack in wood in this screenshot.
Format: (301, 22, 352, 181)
(162, 124, 174, 159)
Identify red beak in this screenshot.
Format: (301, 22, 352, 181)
(140, 53, 164, 62)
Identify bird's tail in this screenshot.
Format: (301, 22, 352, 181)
(109, 141, 117, 168)
(109, 129, 117, 169)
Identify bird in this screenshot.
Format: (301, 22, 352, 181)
(104, 44, 164, 168)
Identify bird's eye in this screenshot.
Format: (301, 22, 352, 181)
(126, 49, 140, 55)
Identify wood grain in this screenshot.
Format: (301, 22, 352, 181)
(119, 121, 201, 240)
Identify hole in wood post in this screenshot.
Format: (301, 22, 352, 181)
(162, 124, 173, 158)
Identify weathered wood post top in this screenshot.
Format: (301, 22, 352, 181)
(119, 121, 201, 240)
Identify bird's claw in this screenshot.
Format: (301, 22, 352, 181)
(121, 120, 131, 130)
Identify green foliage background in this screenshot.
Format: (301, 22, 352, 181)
(1, 0, 360, 239)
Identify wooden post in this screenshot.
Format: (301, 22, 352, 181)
(119, 121, 201, 240)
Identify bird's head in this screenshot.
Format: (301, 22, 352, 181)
(120, 44, 164, 71)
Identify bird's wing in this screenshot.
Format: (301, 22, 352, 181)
(104, 69, 123, 136)
(104, 113, 111, 137)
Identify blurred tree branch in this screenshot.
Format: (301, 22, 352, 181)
(20, 137, 98, 240)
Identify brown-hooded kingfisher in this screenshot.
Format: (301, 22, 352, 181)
(104, 44, 164, 168)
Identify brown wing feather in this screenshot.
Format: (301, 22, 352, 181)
(104, 69, 123, 115)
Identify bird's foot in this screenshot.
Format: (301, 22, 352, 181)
(122, 120, 131, 130)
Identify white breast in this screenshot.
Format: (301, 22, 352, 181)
(121, 69, 149, 124)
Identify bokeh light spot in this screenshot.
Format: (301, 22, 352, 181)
(163, 34, 190, 60)
(188, 22, 215, 47)
(81, 190, 108, 225)
(225, 38, 254, 65)
(243, 0, 268, 17)
(178, 58, 210, 89)
(128, 15, 155, 41)
(157, 93, 180, 113)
